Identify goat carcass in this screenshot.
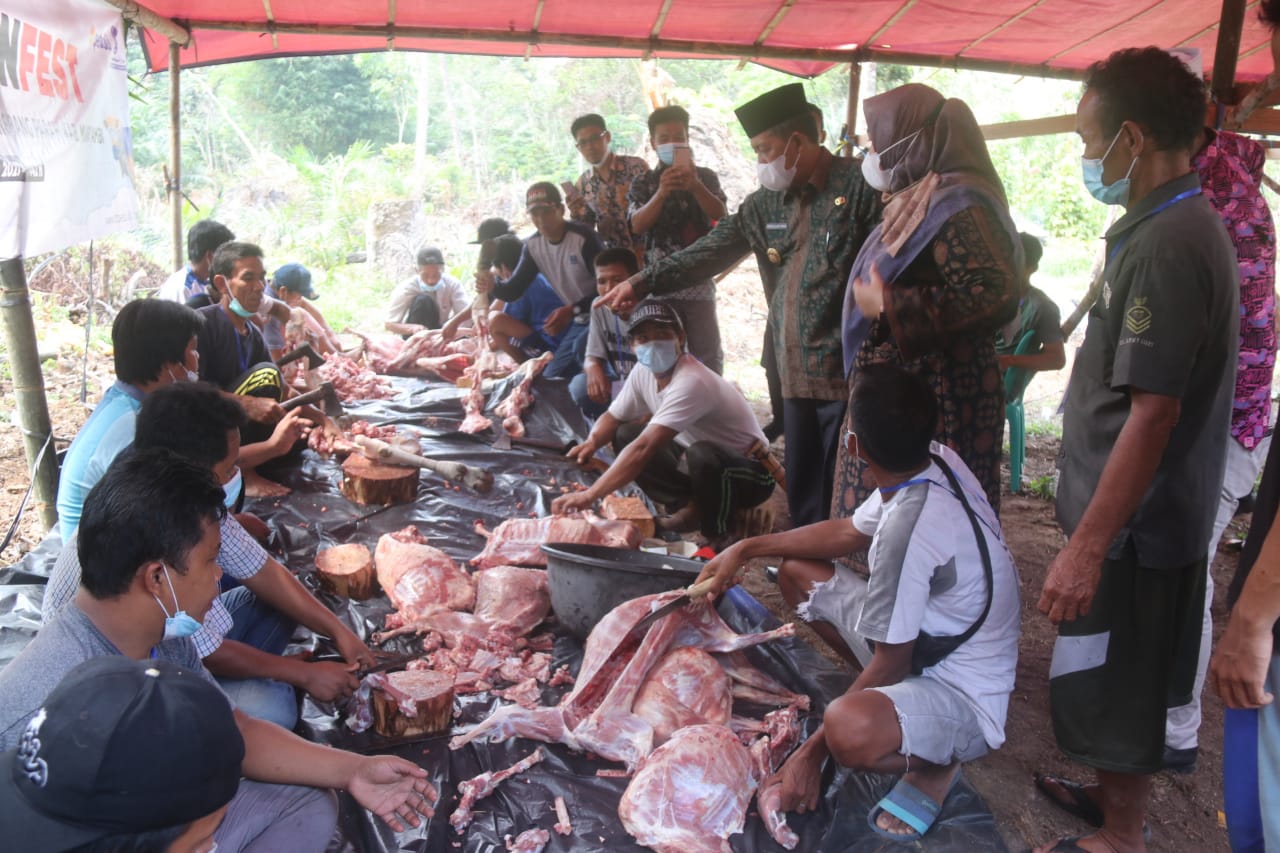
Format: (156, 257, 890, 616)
(450, 592, 794, 770)
(471, 514, 642, 569)
(374, 527, 475, 625)
(619, 724, 758, 853)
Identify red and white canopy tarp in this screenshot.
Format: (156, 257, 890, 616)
(135, 0, 1272, 83)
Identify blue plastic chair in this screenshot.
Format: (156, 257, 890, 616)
(1003, 329, 1040, 493)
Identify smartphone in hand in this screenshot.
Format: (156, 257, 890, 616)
(672, 144, 694, 168)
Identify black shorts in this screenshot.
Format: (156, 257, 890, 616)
(1048, 542, 1206, 774)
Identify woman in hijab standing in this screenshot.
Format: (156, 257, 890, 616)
(833, 83, 1023, 518)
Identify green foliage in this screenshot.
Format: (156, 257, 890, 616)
(211, 56, 399, 158)
(1025, 473, 1057, 501)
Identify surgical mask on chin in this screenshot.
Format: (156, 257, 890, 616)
(168, 365, 199, 384)
(153, 564, 203, 641)
(587, 143, 612, 169)
(228, 297, 255, 319)
(656, 143, 676, 166)
(634, 340, 680, 374)
(1082, 127, 1138, 206)
(222, 467, 243, 510)
(757, 136, 798, 192)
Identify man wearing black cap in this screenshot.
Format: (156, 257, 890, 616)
(598, 82, 881, 528)
(0, 657, 244, 851)
(476, 182, 605, 379)
(552, 300, 776, 549)
(386, 246, 470, 337)
(0, 449, 435, 851)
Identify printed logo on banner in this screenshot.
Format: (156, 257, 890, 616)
(0, 3, 138, 258)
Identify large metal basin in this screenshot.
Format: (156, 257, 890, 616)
(541, 543, 702, 640)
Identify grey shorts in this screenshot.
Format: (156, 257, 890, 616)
(796, 560, 869, 656)
(869, 676, 989, 766)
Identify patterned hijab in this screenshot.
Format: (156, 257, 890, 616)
(842, 84, 1021, 375)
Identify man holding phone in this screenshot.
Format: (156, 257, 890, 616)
(627, 105, 729, 374)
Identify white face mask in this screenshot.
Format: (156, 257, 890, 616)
(153, 564, 203, 641)
(757, 135, 798, 192)
(860, 127, 924, 194)
(168, 365, 198, 384)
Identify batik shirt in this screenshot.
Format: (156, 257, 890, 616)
(574, 154, 650, 255)
(626, 164, 727, 301)
(642, 149, 881, 401)
(1192, 129, 1277, 450)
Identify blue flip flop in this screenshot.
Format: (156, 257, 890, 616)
(867, 772, 962, 841)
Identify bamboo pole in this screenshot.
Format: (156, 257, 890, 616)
(1212, 0, 1248, 106)
(169, 41, 182, 271)
(101, 0, 190, 46)
(0, 258, 59, 531)
(844, 61, 861, 157)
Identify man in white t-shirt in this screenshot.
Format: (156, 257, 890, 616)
(385, 246, 471, 337)
(696, 363, 1021, 842)
(551, 300, 775, 549)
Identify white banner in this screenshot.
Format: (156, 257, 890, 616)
(0, 0, 138, 260)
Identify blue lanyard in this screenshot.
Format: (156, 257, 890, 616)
(1106, 187, 1202, 268)
(878, 477, 932, 495)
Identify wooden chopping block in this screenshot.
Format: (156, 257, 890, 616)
(601, 495, 655, 539)
(371, 670, 455, 737)
(315, 543, 378, 600)
(730, 502, 775, 540)
(340, 453, 418, 506)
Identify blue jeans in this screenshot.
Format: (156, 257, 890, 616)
(216, 586, 299, 730)
(543, 320, 589, 380)
(569, 362, 617, 419)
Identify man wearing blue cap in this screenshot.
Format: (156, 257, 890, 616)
(599, 82, 882, 528)
(263, 262, 341, 360)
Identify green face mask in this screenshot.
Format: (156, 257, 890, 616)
(228, 297, 255, 318)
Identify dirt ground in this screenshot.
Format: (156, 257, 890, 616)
(0, 264, 1234, 851)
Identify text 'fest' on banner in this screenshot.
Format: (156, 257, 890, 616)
(0, 0, 139, 260)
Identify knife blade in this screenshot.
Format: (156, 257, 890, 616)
(629, 578, 717, 638)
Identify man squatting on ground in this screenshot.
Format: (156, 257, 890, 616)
(552, 300, 776, 550)
(696, 363, 1020, 842)
(0, 449, 434, 851)
(385, 246, 472, 339)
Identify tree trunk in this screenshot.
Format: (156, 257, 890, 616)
(411, 53, 430, 198)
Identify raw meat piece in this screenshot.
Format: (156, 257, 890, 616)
(459, 348, 497, 434)
(317, 354, 395, 401)
(471, 514, 642, 569)
(716, 650, 812, 710)
(374, 527, 475, 622)
(415, 352, 472, 383)
(553, 796, 571, 835)
(619, 724, 758, 853)
(343, 330, 406, 374)
(449, 748, 545, 833)
(505, 828, 551, 853)
(633, 646, 732, 745)
(473, 565, 551, 634)
(308, 419, 398, 456)
(493, 351, 553, 437)
(494, 677, 543, 708)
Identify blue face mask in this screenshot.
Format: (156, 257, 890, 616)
(222, 467, 243, 511)
(419, 281, 441, 294)
(656, 143, 676, 166)
(1081, 127, 1138, 206)
(634, 339, 680, 374)
(153, 564, 203, 641)
(228, 297, 255, 318)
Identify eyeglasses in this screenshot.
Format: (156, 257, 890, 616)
(575, 131, 607, 149)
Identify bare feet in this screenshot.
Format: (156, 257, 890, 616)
(873, 761, 961, 837)
(243, 469, 291, 498)
(655, 503, 701, 534)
